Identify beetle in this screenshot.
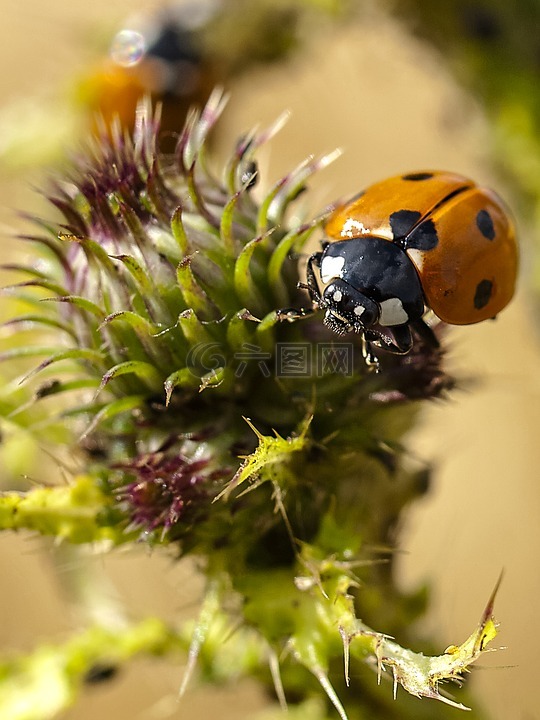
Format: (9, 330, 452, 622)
(280, 170, 518, 364)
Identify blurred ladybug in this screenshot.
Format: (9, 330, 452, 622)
(79, 3, 219, 138)
(282, 171, 518, 362)
(83, 663, 118, 685)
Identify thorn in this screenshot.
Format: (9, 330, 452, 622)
(254, 109, 291, 148)
(338, 626, 351, 687)
(474, 570, 504, 654)
(317, 147, 343, 170)
(242, 416, 265, 440)
(430, 693, 471, 711)
(271, 480, 296, 550)
(313, 666, 349, 720)
(177, 635, 200, 699)
(178, 582, 220, 699)
(267, 646, 287, 712)
(375, 635, 385, 685)
(482, 570, 504, 624)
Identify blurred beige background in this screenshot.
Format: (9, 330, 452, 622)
(0, 2, 539, 719)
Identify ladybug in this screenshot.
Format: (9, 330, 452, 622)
(80, 5, 218, 140)
(281, 170, 518, 361)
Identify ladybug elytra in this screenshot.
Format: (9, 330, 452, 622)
(281, 170, 518, 362)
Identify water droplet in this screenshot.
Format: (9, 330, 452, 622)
(110, 29, 146, 67)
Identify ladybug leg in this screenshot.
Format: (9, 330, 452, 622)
(390, 325, 414, 354)
(367, 320, 438, 357)
(361, 334, 380, 372)
(303, 251, 323, 304)
(276, 252, 323, 322)
(410, 318, 440, 349)
(368, 325, 414, 355)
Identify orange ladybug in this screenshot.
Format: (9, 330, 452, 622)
(79, 7, 218, 139)
(283, 171, 518, 359)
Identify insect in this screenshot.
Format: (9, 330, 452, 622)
(280, 170, 518, 363)
(83, 663, 118, 685)
(81, 5, 217, 138)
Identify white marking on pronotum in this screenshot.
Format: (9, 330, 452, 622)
(378, 298, 409, 326)
(332, 290, 343, 302)
(354, 305, 365, 316)
(320, 255, 345, 283)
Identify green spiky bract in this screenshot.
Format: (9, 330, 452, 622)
(0, 91, 495, 720)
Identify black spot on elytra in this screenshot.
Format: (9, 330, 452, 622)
(389, 209, 422, 241)
(476, 209, 495, 240)
(474, 279, 493, 309)
(405, 218, 439, 251)
(402, 172, 434, 181)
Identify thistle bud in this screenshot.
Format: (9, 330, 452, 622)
(0, 92, 481, 720)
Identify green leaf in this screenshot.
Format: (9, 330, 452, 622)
(164, 367, 199, 406)
(2, 379, 100, 421)
(29, 378, 100, 404)
(1, 263, 54, 280)
(60, 235, 118, 278)
(176, 257, 219, 320)
(118, 200, 151, 246)
(226, 309, 258, 353)
(20, 348, 104, 384)
(216, 416, 312, 500)
(219, 190, 243, 256)
(0, 346, 65, 362)
(100, 310, 158, 337)
(171, 205, 190, 255)
(100, 311, 174, 368)
(256, 176, 287, 236)
(234, 237, 268, 317)
(95, 361, 162, 397)
(255, 311, 278, 354)
(2, 314, 77, 338)
(177, 308, 214, 346)
(4, 278, 70, 297)
(186, 164, 220, 229)
(109, 254, 154, 294)
(41, 295, 106, 320)
(199, 366, 227, 392)
(178, 213, 231, 275)
(267, 151, 340, 227)
(79, 395, 145, 440)
(267, 223, 318, 305)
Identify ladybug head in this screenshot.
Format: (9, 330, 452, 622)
(321, 280, 379, 335)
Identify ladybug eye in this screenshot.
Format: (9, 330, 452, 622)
(322, 280, 379, 333)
